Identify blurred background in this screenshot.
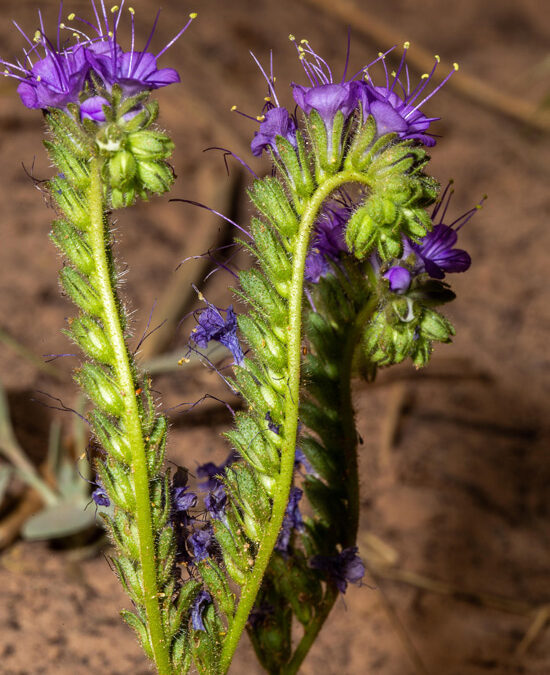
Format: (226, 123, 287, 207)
(0, 0, 549, 673)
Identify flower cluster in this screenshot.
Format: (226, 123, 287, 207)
(249, 37, 457, 158)
(1, 2, 196, 119)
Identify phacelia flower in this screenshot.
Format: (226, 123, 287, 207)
(196, 451, 237, 491)
(189, 526, 214, 563)
(251, 106, 297, 157)
(91, 479, 110, 507)
(305, 203, 349, 283)
(1, 17, 90, 111)
(275, 487, 304, 554)
(204, 484, 227, 522)
(384, 265, 412, 294)
(358, 43, 458, 146)
(290, 37, 361, 139)
(409, 183, 479, 279)
(191, 590, 212, 632)
(311, 546, 365, 594)
(2, 3, 196, 118)
(191, 301, 244, 366)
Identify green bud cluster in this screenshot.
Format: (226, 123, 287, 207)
(363, 275, 456, 368)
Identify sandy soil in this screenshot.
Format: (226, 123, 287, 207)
(0, 0, 549, 673)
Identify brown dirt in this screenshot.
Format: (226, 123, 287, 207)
(1, 0, 549, 673)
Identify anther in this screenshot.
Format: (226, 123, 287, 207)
(59, 23, 66, 29)
(300, 38, 309, 44)
(189, 12, 198, 19)
(33, 30, 42, 42)
(68, 13, 76, 21)
(108, 31, 113, 37)
(111, 5, 119, 12)
(403, 41, 410, 49)
(453, 62, 459, 71)
(378, 51, 385, 58)
(288, 34, 296, 41)
(230, 105, 237, 111)
(264, 96, 271, 102)
(435, 54, 441, 63)
(128, 7, 135, 14)
(256, 115, 265, 121)
(421, 73, 429, 79)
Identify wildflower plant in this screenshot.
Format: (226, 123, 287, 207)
(2, 3, 482, 673)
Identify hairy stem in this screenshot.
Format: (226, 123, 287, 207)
(286, 293, 378, 674)
(87, 158, 172, 675)
(220, 169, 370, 672)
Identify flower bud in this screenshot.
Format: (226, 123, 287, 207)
(128, 130, 175, 160)
(109, 150, 137, 188)
(136, 159, 174, 194)
(67, 315, 114, 364)
(77, 363, 125, 417)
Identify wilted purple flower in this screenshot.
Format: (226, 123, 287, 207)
(191, 590, 212, 632)
(294, 447, 314, 475)
(191, 301, 244, 366)
(358, 44, 458, 146)
(91, 480, 110, 507)
(305, 204, 349, 283)
(275, 487, 304, 554)
(196, 451, 237, 491)
(189, 527, 214, 562)
(310, 546, 365, 594)
(384, 265, 412, 293)
(204, 484, 227, 521)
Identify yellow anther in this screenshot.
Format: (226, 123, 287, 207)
(256, 115, 265, 121)
(36, 75, 42, 81)
(403, 41, 410, 49)
(73, 33, 80, 40)
(111, 5, 119, 13)
(288, 34, 296, 41)
(59, 22, 66, 29)
(264, 96, 271, 102)
(189, 12, 198, 19)
(299, 53, 305, 60)
(33, 30, 42, 42)
(4, 69, 9, 75)
(230, 104, 237, 111)
(108, 31, 113, 37)
(198, 291, 205, 302)
(421, 73, 429, 79)
(391, 70, 396, 77)
(378, 51, 384, 58)
(453, 62, 459, 71)
(298, 46, 304, 52)
(128, 7, 135, 14)
(300, 38, 309, 44)
(435, 54, 440, 63)
(68, 13, 76, 21)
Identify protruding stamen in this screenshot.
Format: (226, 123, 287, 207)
(453, 62, 459, 71)
(111, 5, 119, 12)
(230, 105, 237, 111)
(68, 13, 76, 21)
(288, 34, 296, 41)
(403, 41, 410, 49)
(189, 12, 198, 19)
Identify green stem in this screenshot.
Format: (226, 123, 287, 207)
(285, 293, 378, 674)
(220, 169, 370, 673)
(87, 158, 172, 675)
(341, 294, 379, 545)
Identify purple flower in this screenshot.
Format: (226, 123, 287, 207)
(265, 411, 280, 435)
(294, 447, 314, 475)
(275, 487, 304, 554)
(91, 481, 110, 507)
(359, 44, 458, 146)
(384, 266, 412, 293)
(173, 485, 198, 513)
(409, 183, 479, 279)
(305, 204, 349, 283)
(204, 484, 227, 521)
(196, 451, 237, 491)
(251, 106, 297, 157)
(191, 302, 244, 366)
(189, 527, 214, 562)
(191, 590, 212, 632)
(1, 26, 90, 111)
(310, 546, 365, 594)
